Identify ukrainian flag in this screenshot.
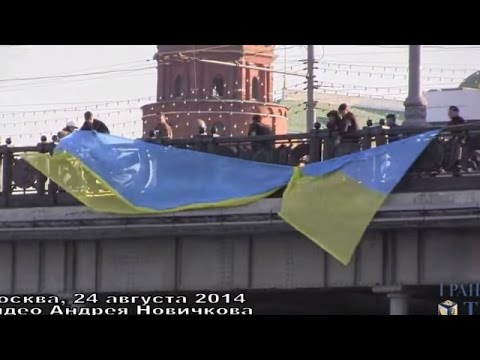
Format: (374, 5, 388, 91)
(23, 129, 438, 265)
(279, 130, 439, 265)
(23, 131, 294, 214)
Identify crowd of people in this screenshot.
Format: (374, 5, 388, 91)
(21, 102, 466, 146)
(322, 103, 472, 175)
(3, 103, 473, 176)
(325, 104, 465, 132)
(37, 111, 275, 145)
(146, 113, 273, 142)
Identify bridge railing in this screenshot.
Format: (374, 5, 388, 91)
(1, 125, 480, 208)
(146, 124, 480, 171)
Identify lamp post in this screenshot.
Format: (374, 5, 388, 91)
(403, 45, 428, 127)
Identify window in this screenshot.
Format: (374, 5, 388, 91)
(251, 77, 259, 100)
(213, 75, 224, 97)
(174, 75, 183, 97)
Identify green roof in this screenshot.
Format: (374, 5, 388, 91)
(279, 100, 405, 133)
(460, 71, 480, 89)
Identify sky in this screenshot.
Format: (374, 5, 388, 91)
(0, 45, 479, 144)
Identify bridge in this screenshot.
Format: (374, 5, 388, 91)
(1, 126, 479, 314)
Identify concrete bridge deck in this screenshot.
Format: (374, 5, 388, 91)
(2, 190, 480, 239)
(0, 189, 479, 312)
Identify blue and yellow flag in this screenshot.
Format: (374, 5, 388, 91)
(279, 130, 439, 265)
(23, 130, 438, 264)
(23, 131, 294, 214)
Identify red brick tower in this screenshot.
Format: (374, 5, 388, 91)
(141, 45, 288, 138)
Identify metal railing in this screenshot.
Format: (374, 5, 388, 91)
(1, 124, 480, 208)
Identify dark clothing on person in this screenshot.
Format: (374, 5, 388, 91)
(449, 116, 465, 126)
(331, 112, 359, 134)
(427, 115, 467, 176)
(248, 122, 272, 137)
(341, 112, 359, 134)
(248, 122, 273, 152)
(58, 131, 69, 139)
(331, 118, 347, 133)
(326, 111, 343, 132)
(80, 119, 110, 134)
(58, 127, 73, 139)
(388, 123, 401, 143)
(332, 112, 361, 157)
(445, 116, 467, 175)
(326, 121, 336, 131)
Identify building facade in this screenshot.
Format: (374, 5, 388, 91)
(141, 45, 288, 138)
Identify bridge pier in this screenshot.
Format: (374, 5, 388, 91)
(373, 286, 410, 315)
(388, 293, 409, 315)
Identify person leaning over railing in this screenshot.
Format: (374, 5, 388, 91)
(326, 105, 361, 157)
(325, 110, 347, 157)
(326, 110, 342, 132)
(338, 103, 360, 134)
(80, 111, 110, 134)
(248, 115, 273, 152)
(58, 120, 78, 140)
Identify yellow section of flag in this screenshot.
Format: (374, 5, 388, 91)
(279, 168, 386, 265)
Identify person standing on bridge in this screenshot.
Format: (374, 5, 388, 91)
(445, 106, 467, 176)
(197, 119, 208, 136)
(335, 104, 361, 157)
(326, 110, 343, 132)
(448, 106, 465, 126)
(210, 126, 220, 138)
(80, 111, 110, 134)
(248, 115, 273, 152)
(154, 113, 173, 139)
(386, 114, 402, 143)
(248, 115, 272, 137)
(338, 103, 359, 134)
(386, 114, 399, 128)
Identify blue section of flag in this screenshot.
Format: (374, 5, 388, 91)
(56, 131, 294, 210)
(302, 130, 439, 194)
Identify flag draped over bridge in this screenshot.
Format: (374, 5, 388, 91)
(23, 131, 294, 214)
(22, 129, 439, 265)
(279, 130, 439, 265)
